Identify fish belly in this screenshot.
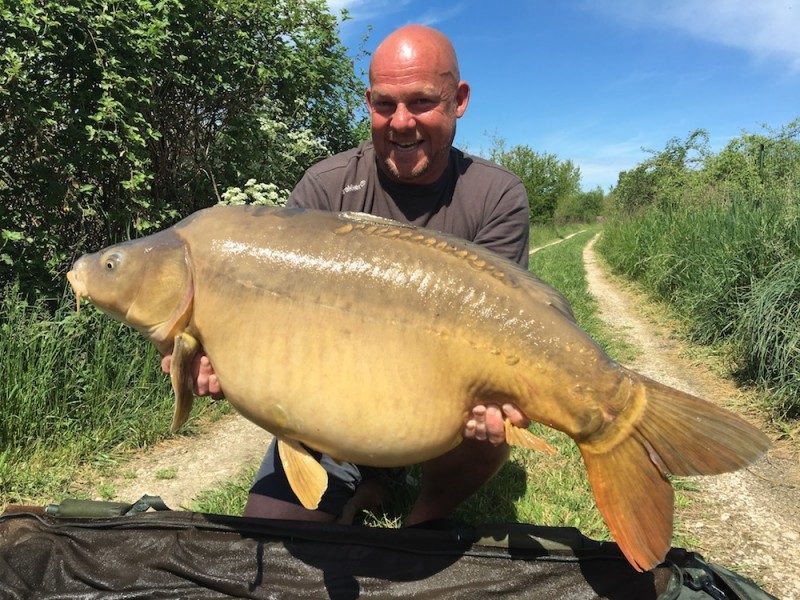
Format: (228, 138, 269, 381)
(196, 297, 510, 466)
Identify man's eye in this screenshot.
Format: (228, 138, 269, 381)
(410, 98, 437, 111)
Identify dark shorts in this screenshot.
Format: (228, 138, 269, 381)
(249, 438, 403, 517)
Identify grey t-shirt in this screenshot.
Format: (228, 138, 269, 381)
(287, 141, 530, 267)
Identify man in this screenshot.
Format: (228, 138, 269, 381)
(164, 24, 531, 525)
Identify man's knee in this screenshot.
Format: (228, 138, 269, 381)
(243, 493, 338, 522)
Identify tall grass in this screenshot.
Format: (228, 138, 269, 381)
(598, 190, 800, 417)
(0, 285, 215, 507)
(735, 259, 800, 416)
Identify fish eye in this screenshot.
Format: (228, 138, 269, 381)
(103, 252, 122, 271)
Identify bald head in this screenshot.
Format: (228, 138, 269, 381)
(370, 25, 461, 85)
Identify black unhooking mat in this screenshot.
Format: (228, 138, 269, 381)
(0, 498, 776, 600)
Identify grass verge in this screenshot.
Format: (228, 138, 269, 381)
(0, 285, 227, 510)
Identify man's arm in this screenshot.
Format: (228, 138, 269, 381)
(472, 179, 531, 268)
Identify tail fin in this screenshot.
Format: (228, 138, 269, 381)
(579, 368, 771, 572)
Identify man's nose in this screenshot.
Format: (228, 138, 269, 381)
(391, 103, 416, 130)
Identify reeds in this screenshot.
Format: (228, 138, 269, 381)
(598, 190, 800, 417)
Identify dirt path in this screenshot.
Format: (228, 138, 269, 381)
(529, 229, 586, 254)
(107, 412, 272, 510)
(583, 234, 799, 600)
(102, 232, 798, 598)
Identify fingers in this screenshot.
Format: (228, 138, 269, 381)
(502, 403, 531, 429)
(161, 351, 225, 399)
(194, 353, 224, 399)
(463, 404, 506, 446)
(463, 405, 486, 441)
(463, 403, 531, 446)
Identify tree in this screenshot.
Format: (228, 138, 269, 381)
(555, 186, 604, 223)
(701, 118, 800, 198)
(0, 0, 365, 297)
(611, 129, 709, 212)
(488, 138, 581, 224)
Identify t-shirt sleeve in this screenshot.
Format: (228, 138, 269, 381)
(472, 179, 530, 269)
(287, 170, 335, 210)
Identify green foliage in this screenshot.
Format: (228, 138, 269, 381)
(599, 119, 800, 417)
(0, 0, 365, 297)
(611, 120, 800, 214)
(700, 119, 800, 200)
(612, 129, 709, 212)
(0, 284, 220, 505)
(554, 186, 605, 223)
(735, 259, 800, 417)
(488, 137, 582, 224)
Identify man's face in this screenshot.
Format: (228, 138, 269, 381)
(366, 60, 469, 185)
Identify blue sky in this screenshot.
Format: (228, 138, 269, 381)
(327, 0, 800, 192)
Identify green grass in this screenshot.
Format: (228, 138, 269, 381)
(528, 222, 589, 250)
(734, 259, 800, 417)
(598, 189, 800, 418)
(529, 225, 637, 362)
(0, 285, 226, 509)
(190, 465, 257, 515)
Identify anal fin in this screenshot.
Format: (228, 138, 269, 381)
(504, 419, 556, 454)
(277, 438, 329, 510)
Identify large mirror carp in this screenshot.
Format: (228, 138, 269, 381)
(67, 205, 770, 571)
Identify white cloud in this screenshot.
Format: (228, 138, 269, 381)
(416, 5, 467, 27)
(326, 0, 414, 22)
(588, 0, 800, 71)
(325, 0, 363, 12)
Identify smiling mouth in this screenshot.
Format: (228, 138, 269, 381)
(391, 140, 422, 151)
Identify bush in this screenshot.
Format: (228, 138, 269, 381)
(599, 118, 800, 417)
(0, 0, 364, 298)
(554, 187, 604, 223)
(488, 138, 582, 224)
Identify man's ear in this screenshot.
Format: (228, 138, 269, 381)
(455, 81, 470, 118)
(365, 88, 373, 112)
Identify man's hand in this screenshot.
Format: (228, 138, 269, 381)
(161, 351, 225, 399)
(463, 404, 530, 445)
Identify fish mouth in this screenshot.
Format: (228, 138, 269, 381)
(66, 268, 87, 314)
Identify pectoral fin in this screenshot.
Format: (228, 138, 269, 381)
(277, 438, 328, 510)
(169, 332, 200, 432)
(504, 420, 556, 454)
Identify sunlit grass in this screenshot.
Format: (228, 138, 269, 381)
(598, 190, 800, 418)
(0, 285, 226, 509)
